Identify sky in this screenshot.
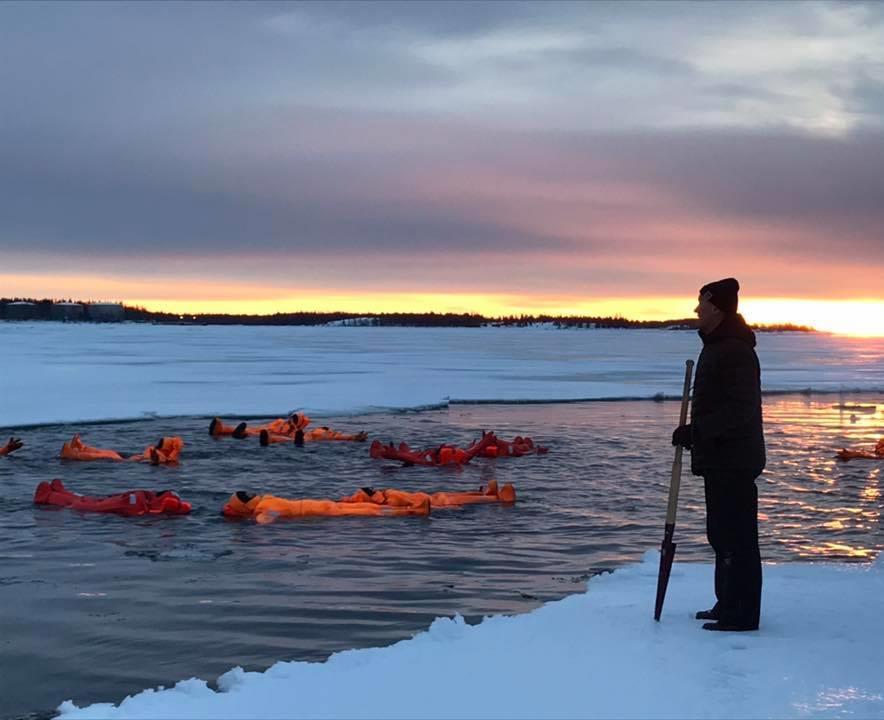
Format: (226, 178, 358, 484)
(1, 1, 883, 332)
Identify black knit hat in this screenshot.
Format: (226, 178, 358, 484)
(699, 278, 740, 314)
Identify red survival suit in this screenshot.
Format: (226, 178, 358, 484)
(34, 479, 191, 516)
(475, 434, 549, 458)
(836, 437, 884, 461)
(369, 432, 497, 466)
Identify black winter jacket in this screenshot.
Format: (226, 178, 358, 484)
(690, 313, 766, 477)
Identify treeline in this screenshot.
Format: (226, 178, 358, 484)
(122, 307, 486, 327)
(492, 314, 697, 329)
(2, 298, 813, 332)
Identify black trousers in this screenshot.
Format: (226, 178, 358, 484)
(704, 473, 762, 628)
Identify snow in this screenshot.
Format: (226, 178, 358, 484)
(57, 552, 884, 719)
(2, 323, 882, 428)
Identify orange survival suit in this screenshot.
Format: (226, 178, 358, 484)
(222, 491, 431, 524)
(60, 434, 183, 464)
(340, 478, 516, 508)
(261, 426, 368, 446)
(211, 414, 311, 439)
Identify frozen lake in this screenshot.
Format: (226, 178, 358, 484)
(0, 324, 881, 718)
(2, 323, 883, 428)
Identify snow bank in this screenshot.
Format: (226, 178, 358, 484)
(57, 553, 884, 719)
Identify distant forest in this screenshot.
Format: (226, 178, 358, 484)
(0, 297, 814, 332)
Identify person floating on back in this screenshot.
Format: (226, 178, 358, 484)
(340, 478, 516, 508)
(61, 434, 127, 461)
(60, 434, 183, 465)
(34, 479, 191, 516)
(260, 426, 368, 446)
(221, 490, 430, 524)
(470, 432, 549, 457)
(672, 278, 765, 632)
(210, 413, 310, 439)
(835, 437, 884, 461)
(369, 432, 497, 466)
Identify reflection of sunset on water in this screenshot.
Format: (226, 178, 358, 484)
(449, 393, 881, 565)
(861, 470, 881, 503)
(796, 542, 875, 560)
(760, 397, 882, 561)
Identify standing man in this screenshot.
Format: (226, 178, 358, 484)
(672, 278, 765, 631)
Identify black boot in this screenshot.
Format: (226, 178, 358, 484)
(695, 607, 719, 621)
(702, 620, 757, 632)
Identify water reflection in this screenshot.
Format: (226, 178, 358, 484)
(760, 396, 882, 562)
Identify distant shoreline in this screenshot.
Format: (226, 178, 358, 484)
(0, 299, 814, 332)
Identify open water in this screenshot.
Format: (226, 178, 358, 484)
(1, 395, 882, 719)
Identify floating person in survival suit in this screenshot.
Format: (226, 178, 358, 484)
(835, 437, 884, 461)
(340, 478, 516, 508)
(259, 426, 368, 446)
(221, 490, 430, 524)
(471, 433, 549, 458)
(260, 426, 369, 446)
(0, 437, 23, 457)
(137, 436, 184, 465)
(61, 434, 125, 461)
(60, 434, 183, 464)
(34, 479, 191, 516)
(210, 413, 311, 439)
(369, 432, 497, 466)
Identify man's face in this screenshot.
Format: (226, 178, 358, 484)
(695, 294, 723, 333)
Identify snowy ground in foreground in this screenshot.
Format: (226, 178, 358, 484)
(58, 553, 884, 720)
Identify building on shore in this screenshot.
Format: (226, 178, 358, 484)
(4, 301, 38, 320)
(87, 302, 124, 322)
(50, 302, 86, 321)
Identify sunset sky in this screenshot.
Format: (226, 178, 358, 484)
(2, 1, 883, 334)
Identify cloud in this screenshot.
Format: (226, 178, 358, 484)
(1, 1, 882, 303)
(4, 1, 884, 134)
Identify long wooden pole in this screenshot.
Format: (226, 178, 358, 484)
(654, 359, 694, 621)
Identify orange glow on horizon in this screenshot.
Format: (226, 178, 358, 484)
(129, 295, 884, 337)
(3, 273, 883, 337)
(125, 294, 696, 321)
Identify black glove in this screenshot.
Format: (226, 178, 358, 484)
(0, 437, 23, 456)
(671, 424, 692, 449)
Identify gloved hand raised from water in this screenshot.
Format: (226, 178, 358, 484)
(0, 437, 24, 456)
(671, 424, 692, 449)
